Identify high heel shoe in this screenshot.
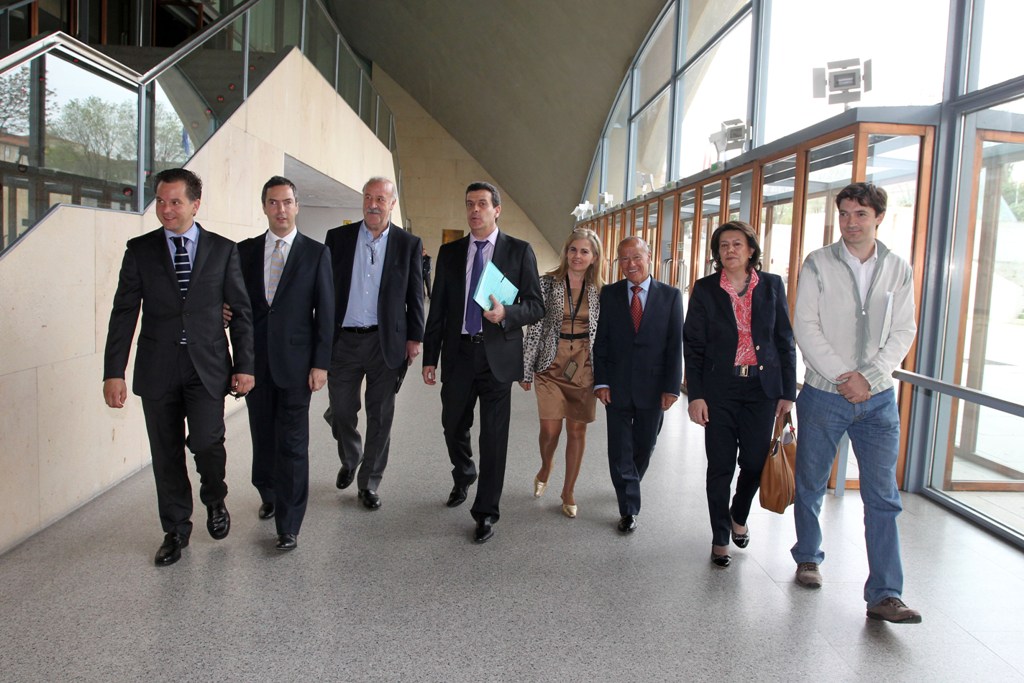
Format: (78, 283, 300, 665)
(533, 477, 547, 498)
(731, 523, 750, 548)
(562, 503, 577, 518)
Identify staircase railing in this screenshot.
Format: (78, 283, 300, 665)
(0, 0, 398, 257)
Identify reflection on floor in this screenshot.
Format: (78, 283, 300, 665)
(1, 377, 1023, 680)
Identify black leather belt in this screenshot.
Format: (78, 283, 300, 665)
(733, 364, 760, 377)
(558, 332, 589, 340)
(341, 325, 378, 334)
(460, 333, 485, 343)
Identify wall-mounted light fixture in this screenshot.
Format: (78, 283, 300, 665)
(813, 58, 872, 107)
(709, 119, 750, 161)
(571, 200, 594, 221)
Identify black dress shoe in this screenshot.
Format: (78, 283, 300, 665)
(154, 533, 188, 566)
(711, 552, 732, 567)
(206, 501, 230, 540)
(617, 515, 637, 533)
(446, 484, 469, 508)
(258, 502, 275, 519)
(336, 466, 356, 490)
(275, 533, 297, 551)
(731, 529, 750, 548)
(358, 489, 382, 510)
(473, 519, 494, 544)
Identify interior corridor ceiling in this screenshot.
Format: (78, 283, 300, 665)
(329, 0, 667, 251)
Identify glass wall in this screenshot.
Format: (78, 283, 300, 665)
(969, 0, 1024, 92)
(632, 88, 670, 198)
(761, 0, 948, 144)
(675, 13, 750, 179)
(932, 98, 1024, 529)
(603, 82, 630, 204)
(0, 0, 399, 256)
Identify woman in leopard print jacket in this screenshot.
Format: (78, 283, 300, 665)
(520, 228, 603, 518)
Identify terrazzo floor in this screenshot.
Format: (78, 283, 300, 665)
(2, 370, 1023, 681)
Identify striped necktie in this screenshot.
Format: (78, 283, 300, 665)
(172, 236, 190, 344)
(172, 236, 190, 298)
(266, 239, 285, 303)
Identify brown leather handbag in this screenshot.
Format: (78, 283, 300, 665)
(759, 412, 797, 514)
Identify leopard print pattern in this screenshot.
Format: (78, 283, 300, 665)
(522, 275, 600, 382)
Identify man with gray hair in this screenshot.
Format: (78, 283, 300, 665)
(593, 236, 683, 534)
(325, 177, 424, 510)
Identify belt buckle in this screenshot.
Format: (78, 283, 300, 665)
(738, 365, 749, 378)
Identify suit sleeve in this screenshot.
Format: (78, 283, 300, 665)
(405, 235, 425, 342)
(682, 280, 710, 402)
(224, 243, 255, 375)
(103, 244, 142, 380)
(422, 246, 448, 367)
(312, 245, 335, 370)
(771, 275, 798, 400)
(502, 243, 543, 329)
(592, 286, 613, 388)
(662, 286, 684, 397)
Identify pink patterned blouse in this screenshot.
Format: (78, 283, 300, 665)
(719, 269, 760, 366)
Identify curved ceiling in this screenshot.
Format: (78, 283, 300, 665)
(328, 0, 667, 249)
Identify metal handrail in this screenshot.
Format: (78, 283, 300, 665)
(0, 0, 399, 248)
(139, 0, 261, 84)
(893, 369, 1024, 418)
(0, 31, 140, 81)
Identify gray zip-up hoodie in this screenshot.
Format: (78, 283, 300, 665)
(794, 239, 916, 394)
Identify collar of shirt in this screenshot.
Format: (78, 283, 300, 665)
(165, 222, 199, 261)
(626, 275, 652, 304)
(466, 228, 499, 272)
(265, 227, 297, 249)
(840, 239, 877, 303)
(840, 239, 877, 267)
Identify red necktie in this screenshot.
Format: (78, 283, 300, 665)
(630, 285, 643, 332)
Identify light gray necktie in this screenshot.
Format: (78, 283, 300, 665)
(266, 239, 285, 303)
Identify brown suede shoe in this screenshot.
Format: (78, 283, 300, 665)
(867, 597, 922, 624)
(795, 562, 822, 588)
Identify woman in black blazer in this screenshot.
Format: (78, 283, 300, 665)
(683, 221, 796, 567)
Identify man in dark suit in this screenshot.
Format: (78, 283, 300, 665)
(422, 181, 544, 543)
(593, 236, 683, 534)
(103, 168, 255, 567)
(325, 177, 424, 510)
(236, 176, 333, 551)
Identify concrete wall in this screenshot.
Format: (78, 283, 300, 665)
(371, 70, 559, 272)
(0, 49, 397, 554)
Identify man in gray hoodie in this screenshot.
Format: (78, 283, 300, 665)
(790, 182, 921, 624)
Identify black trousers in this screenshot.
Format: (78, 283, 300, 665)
(327, 331, 401, 491)
(141, 345, 227, 539)
(440, 338, 511, 523)
(704, 375, 776, 546)
(246, 377, 312, 536)
(605, 403, 664, 516)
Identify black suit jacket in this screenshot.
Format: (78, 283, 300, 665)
(422, 231, 544, 383)
(103, 223, 255, 400)
(236, 231, 334, 389)
(325, 221, 425, 370)
(683, 270, 797, 402)
(593, 277, 683, 410)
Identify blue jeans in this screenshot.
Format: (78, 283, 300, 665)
(791, 385, 904, 606)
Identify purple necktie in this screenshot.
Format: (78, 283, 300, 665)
(464, 240, 488, 335)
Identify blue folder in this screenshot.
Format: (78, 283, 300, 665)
(472, 261, 519, 310)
